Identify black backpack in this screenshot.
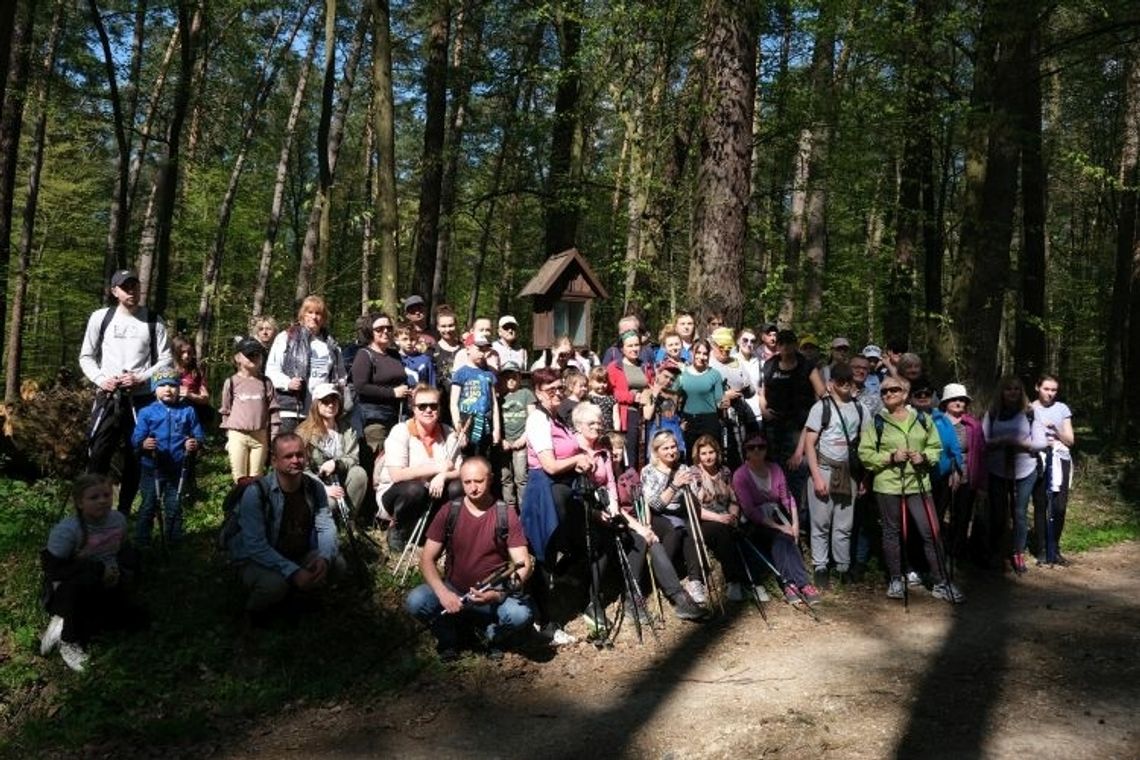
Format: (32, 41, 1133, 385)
(871, 410, 931, 451)
(93, 306, 161, 367)
(818, 396, 866, 481)
(443, 498, 510, 556)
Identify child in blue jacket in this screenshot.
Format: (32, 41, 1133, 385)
(131, 367, 203, 546)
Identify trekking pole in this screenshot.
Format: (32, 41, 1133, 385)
(329, 474, 373, 588)
(735, 541, 771, 627)
(1042, 450, 1057, 564)
(915, 469, 953, 589)
(898, 463, 910, 613)
(632, 487, 667, 625)
(611, 526, 646, 644)
(581, 483, 611, 648)
(394, 510, 430, 583)
(682, 487, 722, 614)
(154, 471, 167, 555)
(736, 531, 819, 622)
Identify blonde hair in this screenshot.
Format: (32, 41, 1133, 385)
(295, 296, 328, 325)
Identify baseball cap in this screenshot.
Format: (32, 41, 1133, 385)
(776, 329, 798, 345)
(762, 322, 778, 334)
(831, 336, 851, 349)
(800, 333, 819, 348)
(862, 344, 883, 360)
(656, 359, 682, 375)
(498, 315, 519, 328)
(150, 367, 180, 390)
(235, 336, 264, 358)
(910, 376, 935, 395)
(111, 269, 139, 288)
(710, 327, 735, 349)
(501, 361, 521, 373)
(312, 382, 341, 401)
(830, 363, 854, 383)
(403, 295, 425, 311)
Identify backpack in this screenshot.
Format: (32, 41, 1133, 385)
(443, 498, 510, 557)
(819, 396, 866, 482)
(872, 410, 931, 451)
(217, 474, 323, 553)
(93, 306, 160, 367)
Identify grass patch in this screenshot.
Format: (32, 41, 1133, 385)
(1064, 442, 1140, 552)
(0, 451, 430, 756)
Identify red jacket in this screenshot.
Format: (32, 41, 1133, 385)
(607, 360, 654, 431)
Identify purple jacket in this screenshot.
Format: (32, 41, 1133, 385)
(732, 462, 796, 526)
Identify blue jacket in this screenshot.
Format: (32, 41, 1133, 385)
(131, 399, 204, 473)
(930, 408, 964, 480)
(227, 471, 338, 579)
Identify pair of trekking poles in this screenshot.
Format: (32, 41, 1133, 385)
(895, 458, 956, 611)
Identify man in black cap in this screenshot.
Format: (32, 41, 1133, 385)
(79, 269, 172, 513)
(403, 295, 436, 347)
(759, 322, 779, 363)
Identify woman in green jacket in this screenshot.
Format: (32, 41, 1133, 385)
(859, 377, 964, 604)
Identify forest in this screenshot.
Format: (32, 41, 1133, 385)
(0, 0, 1139, 431)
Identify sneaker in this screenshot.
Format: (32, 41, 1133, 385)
(931, 582, 965, 604)
(752, 584, 771, 603)
(40, 616, 64, 656)
(799, 583, 821, 606)
(1011, 552, 1028, 574)
(59, 641, 88, 672)
(670, 592, 707, 621)
(550, 627, 577, 647)
(906, 570, 922, 587)
(727, 582, 746, 602)
(623, 600, 652, 626)
(685, 579, 708, 605)
(1054, 553, 1071, 567)
(886, 577, 905, 599)
(581, 601, 610, 635)
(784, 584, 802, 605)
(813, 568, 831, 590)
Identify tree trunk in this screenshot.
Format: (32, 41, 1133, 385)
(127, 24, 179, 234)
(543, 0, 583, 257)
(0, 1, 16, 112)
(1015, 23, 1047, 386)
(4, 0, 62, 402)
(948, 0, 1033, 395)
(360, 104, 374, 313)
(801, 11, 835, 323)
(1112, 48, 1140, 436)
(432, 0, 482, 314)
(371, 0, 399, 314)
(253, 27, 318, 317)
(688, 0, 758, 329)
(294, 4, 370, 302)
(89, 0, 132, 287)
(0, 0, 35, 361)
(411, 0, 450, 302)
(144, 0, 204, 317)
(779, 128, 810, 325)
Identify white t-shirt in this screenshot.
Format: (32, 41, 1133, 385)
(804, 396, 863, 462)
(1032, 400, 1073, 461)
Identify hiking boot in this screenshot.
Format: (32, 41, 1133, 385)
(784, 584, 802, 605)
(670, 592, 707, 622)
(813, 568, 831, 590)
(40, 615, 64, 656)
(581, 601, 611, 635)
(387, 531, 406, 553)
(931, 582, 965, 604)
(537, 623, 578, 647)
(1011, 552, 1028, 575)
(800, 583, 822, 606)
(752, 584, 771, 603)
(1054, 553, 1071, 567)
(727, 582, 746, 602)
(59, 641, 88, 672)
(685, 579, 708, 605)
(906, 570, 922, 587)
(886, 577, 905, 599)
(623, 600, 652, 625)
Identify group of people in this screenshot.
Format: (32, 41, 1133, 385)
(40, 270, 1076, 670)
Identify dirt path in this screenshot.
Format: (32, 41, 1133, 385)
(226, 541, 1140, 759)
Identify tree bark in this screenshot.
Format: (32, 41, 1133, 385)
(294, 3, 370, 302)
(4, 0, 62, 402)
(801, 11, 836, 323)
(360, 104, 374, 313)
(948, 0, 1033, 394)
(688, 0, 758, 329)
(253, 26, 318, 317)
(411, 0, 450, 302)
(126, 24, 178, 245)
(1113, 48, 1140, 436)
(1015, 23, 1047, 386)
(371, 0, 399, 314)
(543, 0, 583, 257)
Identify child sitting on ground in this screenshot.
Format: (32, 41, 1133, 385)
(219, 336, 280, 482)
(40, 473, 146, 672)
(130, 367, 204, 546)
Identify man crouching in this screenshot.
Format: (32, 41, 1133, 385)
(405, 457, 533, 662)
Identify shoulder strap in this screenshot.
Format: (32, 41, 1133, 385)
(254, 478, 272, 538)
(444, 498, 463, 551)
(874, 415, 885, 451)
(93, 307, 116, 365)
(820, 397, 832, 431)
(495, 500, 510, 549)
(147, 310, 158, 366)
(916, 410, 929, 432)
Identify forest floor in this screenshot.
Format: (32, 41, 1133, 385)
(221, 540, 1140, 760)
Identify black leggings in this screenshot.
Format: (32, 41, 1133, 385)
(650, 513, 702, 581)
(1032, 458, 1071, 557)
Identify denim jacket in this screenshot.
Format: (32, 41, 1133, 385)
(228, 471, 338, 579)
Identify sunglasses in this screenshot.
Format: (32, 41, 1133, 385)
(542, 384, 564, 395)
(414, 402, 439, 411)
(373, 324, 393, 332)
(912, 391, 933, 398)
(501, 325, 517, 331)
(740, 337, 755, 344)
(881, 387, 905, 396)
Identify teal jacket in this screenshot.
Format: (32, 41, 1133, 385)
(858, 409, 944, 495)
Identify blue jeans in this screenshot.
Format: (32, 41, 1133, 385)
(136, 468, 182, 545)
(405, 581, 533, 650)
(989, 473, 1036, 554)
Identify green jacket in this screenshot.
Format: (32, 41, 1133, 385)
(858, 409, 944, 495)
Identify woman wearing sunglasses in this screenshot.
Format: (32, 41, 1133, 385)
(352, 312, 411, 485)
(858, 378, 964, 603)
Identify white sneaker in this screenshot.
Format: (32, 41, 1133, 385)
(59, 641, 88, 672)
(753, 584, 771, 602)
(40, 616, 64, 656)
(906, 570, 922, 587)
(686, 579, 708, 605)
(727, 582, 745, 602)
